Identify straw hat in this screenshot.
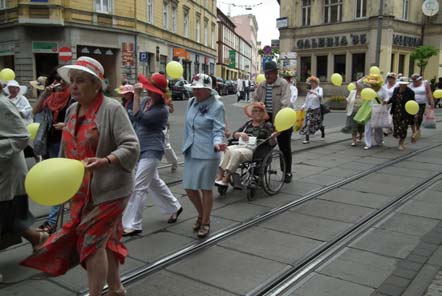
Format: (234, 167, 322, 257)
(58, 56, 106, 89)
(29, 76, 47, 90)
(243, 102, 269, 120)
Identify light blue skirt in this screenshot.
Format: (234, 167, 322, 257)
(183, 153, 220, 190)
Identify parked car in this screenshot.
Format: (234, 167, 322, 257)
(224, 80, 237, 94)
(170, 80, 191, 100)
(215, 77, 228, 96)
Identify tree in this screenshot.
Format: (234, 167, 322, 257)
(410, 45, 438, 75)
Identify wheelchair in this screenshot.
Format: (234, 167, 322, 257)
(217, 139, 287, 200)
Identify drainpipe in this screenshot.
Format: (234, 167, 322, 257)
(134, 0, 138, 78)
(375, 0, 384, 66)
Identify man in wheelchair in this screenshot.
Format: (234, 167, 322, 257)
(215, 102, 278, 188)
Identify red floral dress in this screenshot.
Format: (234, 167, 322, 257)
(21, 95, 128, 276)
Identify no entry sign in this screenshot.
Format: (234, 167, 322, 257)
(59, 46, 73, 62)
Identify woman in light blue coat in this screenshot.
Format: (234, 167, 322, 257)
(182, 74, 226, 238)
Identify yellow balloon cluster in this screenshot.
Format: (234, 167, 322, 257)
(166, 61, 184, 79)
(27, 123, 40, 140)
(330, 73, 343, 86)
(25, 158, 85, 206)
(361, 88, 377, 101)
(256, 74, 266, 85)
(0, 68, 16, 81)
(369, 66, 381, 75)
(347, 83, 356, 92)
(434, 89, 442, 99)
(405, 100, 419, 115)
(274, 108, 297, 132)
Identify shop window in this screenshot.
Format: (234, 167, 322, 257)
(402, 0, 409, 20)
(96, 0, 111, 13)
(302, 0, 311, 26)
(352, 53, 365, 81)
(147, 0, 153, 24)
(300, 56, 311, 82)
(163, 1, 169, 30)
(355, 0, 366, 19)
(324, 0, 342, 24)
(334, 54, 345, 77)
(183, 8, 189, 37)
(398, 54, 405, 75)
(317, 56, 328, 82)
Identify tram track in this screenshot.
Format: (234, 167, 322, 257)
(76, 142, 442, 296)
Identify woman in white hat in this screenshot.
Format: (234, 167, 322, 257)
(6, 80, 32, 126)
(182, 74, 226, 238)
(21, 56, 139, 296)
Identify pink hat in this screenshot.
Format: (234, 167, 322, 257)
(120, 84, 134, 94)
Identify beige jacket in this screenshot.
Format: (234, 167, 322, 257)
(253, 76, 291, 121)
(61, 97, 140, 205)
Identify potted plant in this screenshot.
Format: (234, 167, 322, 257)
(325, 96, 347, 110)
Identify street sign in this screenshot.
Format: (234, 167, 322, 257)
(229, 50, 236, 68)
(262, 55, 273, 70)
(422, 0, 439, 16)
(58, 46, 73, 62)
(139, 52, 148, 63)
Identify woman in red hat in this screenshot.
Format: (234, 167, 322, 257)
(122, 73, 183, 236)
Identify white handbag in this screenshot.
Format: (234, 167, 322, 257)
(370, 104, 391, 128)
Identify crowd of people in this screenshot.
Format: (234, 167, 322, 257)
(0, 56, 439, 294)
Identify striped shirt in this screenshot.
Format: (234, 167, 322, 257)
(265, 85, 273, 113)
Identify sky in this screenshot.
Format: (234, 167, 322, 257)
(216, 0, 280, 47)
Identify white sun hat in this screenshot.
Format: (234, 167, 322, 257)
(187, 74, 212, 89)
(5, 80, 28, 96)
(57, 56, 106, 89)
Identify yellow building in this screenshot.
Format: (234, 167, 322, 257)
(278, 0, 442, 94)
(0, 0, 217, 89)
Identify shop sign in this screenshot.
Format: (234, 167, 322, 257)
(229, 50, 236, 68)
(276, 17, 288, 29)
(296, 34, 366, 50)
(0, 43, 15, 56)
(392, 34, 421, 48)
(122, 42, 134, 66)
(32, 41, 58, 53)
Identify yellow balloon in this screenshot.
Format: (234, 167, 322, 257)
(166, 61, 184, 79)
(25, 158, 85, 206)
(0, 68, 16, 81)
(330, 73, 343, 86)
(274, 108, 297, 132)
(361, 88, 377, 101)
(369, 66, 381, 75)
(405, 100, 419, 115)
(27, 123, 40, 140)
(433, 89, 442, 99)
(347, 83, 356, 92)
(256, 74, 266, 84)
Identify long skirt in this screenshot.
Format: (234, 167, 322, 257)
(299, 108, 322, 135)
(20, 176, 128, 276)
(0, 195, 34, 251)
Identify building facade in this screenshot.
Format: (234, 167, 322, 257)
(216, 8, 252, 80)
(278, 0, 442, 94)
(0, 0, 217, 92)
(230, 14, 259, 80)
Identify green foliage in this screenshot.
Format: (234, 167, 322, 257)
(410, 45, 438, 74)
(328, 96, 346, 102)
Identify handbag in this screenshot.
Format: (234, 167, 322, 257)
(33, 108, 53, 156)
(293, 110, 305, 131)
(370, 104, 391, 128)
(423, 108, 436, 129)
(353, 101, 372, 125)
(320, 103, 330, 114)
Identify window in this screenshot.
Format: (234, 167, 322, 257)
(163, 1, 169, 30)
(196, 15, 201, 43)
(352, 53, 365, 81)
(172, 5, 177, 33)
(334, 54, 346, 77)
(300, 56, 311, 82)
(324, 0, 342, 24)
(183, 8, 189, 38)
(0, 0, 6, 9)
(408, 56, 414, 76)
(205, 0, 209, 9)
(398, 54, 405, 74)
(302, 0, 311, 26)
(402, 0, 409, 20)
(316, 56, 328, 82)
(147, 0, 153, 24)
(96, 0, 111, 13)
(355, 0, 366, 18)
(204, 20, 208, 46)
(211, 23, 216, 48)
(391, 53, 395, 72)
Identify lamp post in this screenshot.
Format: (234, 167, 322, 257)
(375, 0, 384, 66)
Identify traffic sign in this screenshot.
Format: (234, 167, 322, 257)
(59, 46, 73, 62)
(139, 52, 148, 63)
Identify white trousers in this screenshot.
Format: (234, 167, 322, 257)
(163, 128, 178, 168)
(364, 121, 383, 148)
(219, 145, 253, 173)
(122, 158, 181, 231)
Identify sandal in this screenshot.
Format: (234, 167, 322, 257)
(192, 216, 202, 231)
(33, 231, 49, 253)
(197, 224, 210, 238)
(105, 286, 126, 296)
(167, 207, 183, 224)
(36, 221, 57, 234)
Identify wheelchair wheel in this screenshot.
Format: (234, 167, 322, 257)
(217, 185, 228, 195)
(247, 187, 257, 201)
(261, 149, 286, 195)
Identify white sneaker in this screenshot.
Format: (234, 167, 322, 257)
(364, 146, 370, 150)
(320, 137, 325, 141)
(302, 140, 310, 144)
(214, 179, 228, 187)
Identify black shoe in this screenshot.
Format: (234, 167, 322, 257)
(284, 173, 292, 183)
(167, 207, 183, 224)
(122, 229, 142, 237)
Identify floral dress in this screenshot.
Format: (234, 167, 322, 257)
(21, 95, 128, 276)
(391, 90, 415, 140)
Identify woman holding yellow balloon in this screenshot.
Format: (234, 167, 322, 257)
(389, 77, 417, 150)
(21, 57, 139, 296)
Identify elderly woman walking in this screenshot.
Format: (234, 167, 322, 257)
(183, 74, 226, 238)
(409, 74, 435, 140)
(21, 57, 140, 296)
(299, 76, 325, 144)
(122, 73, 182, 236)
